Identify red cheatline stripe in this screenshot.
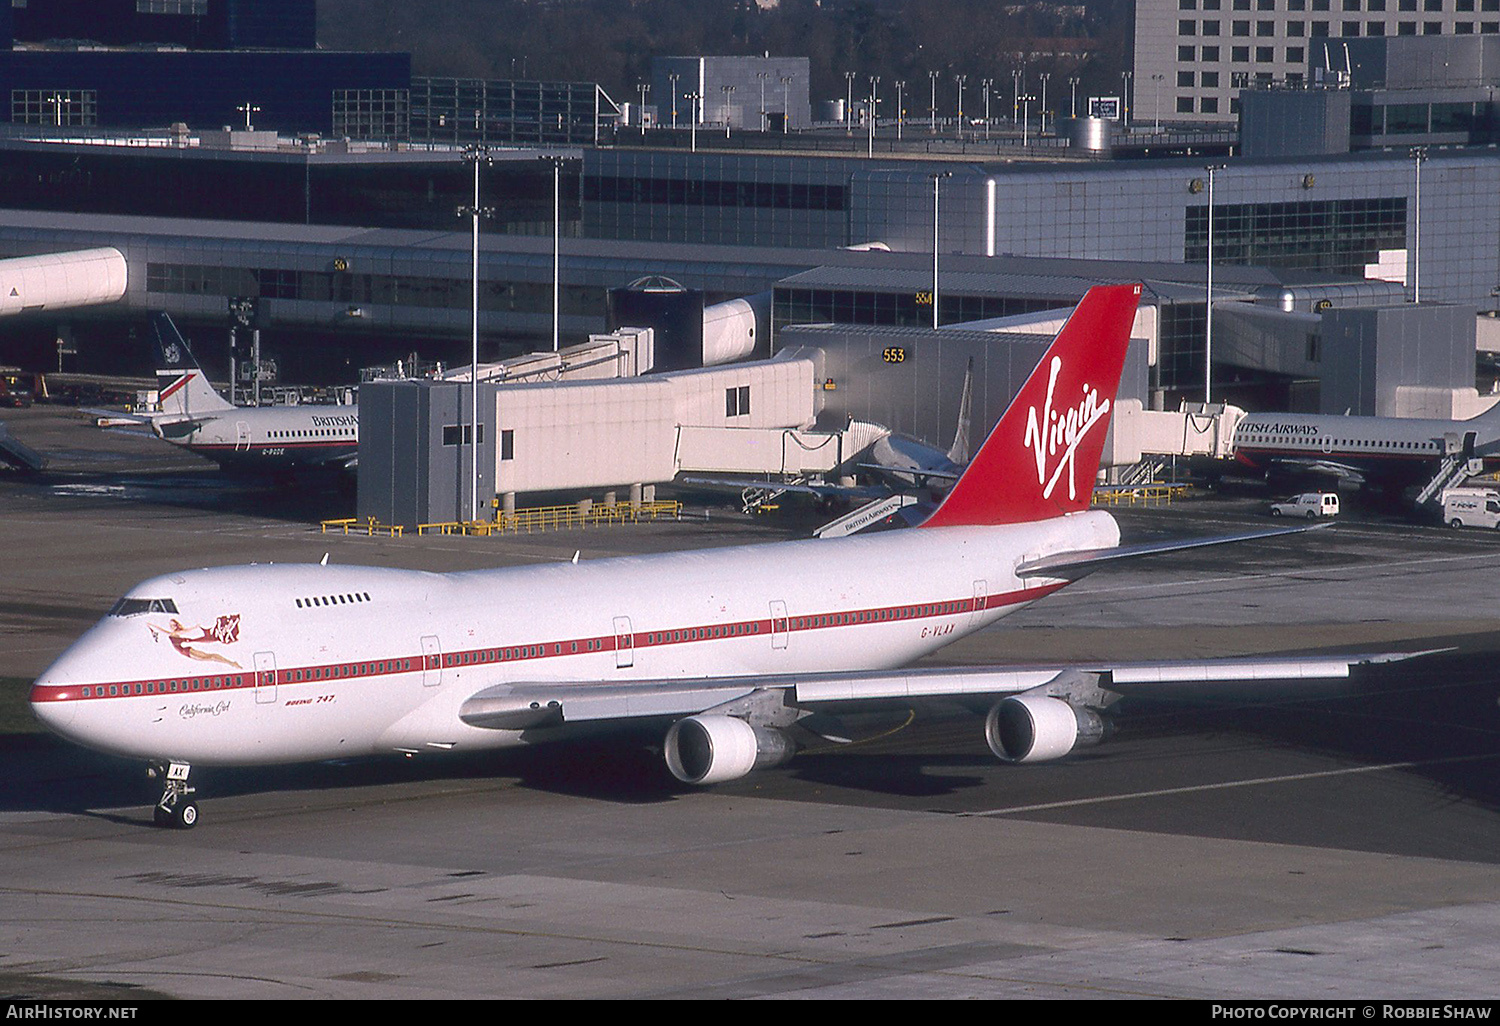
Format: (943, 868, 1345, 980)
(31, 582, 1065, 704)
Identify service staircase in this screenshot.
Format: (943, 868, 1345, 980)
(0, 421, 46, 472)
(1114, 454, 1173, 487)
(1415, 453, 1484, 506)
(813, 493, 920, 538)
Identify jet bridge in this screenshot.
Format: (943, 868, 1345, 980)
(0, 249, 127, 317)
(1103, 400, 1246, 474)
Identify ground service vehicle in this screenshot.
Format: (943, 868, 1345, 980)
(1270, 492, 1340, 519)
(1442, 486, 1500, 529)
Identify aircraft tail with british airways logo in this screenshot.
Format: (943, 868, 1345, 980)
(151, 312, 234, 420)
(921, 283, 1141, 529)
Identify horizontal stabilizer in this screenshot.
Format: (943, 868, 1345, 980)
(680, 475, 889, 502)
(1016, 522, 1332, 580)
(855, 461, 961, 482)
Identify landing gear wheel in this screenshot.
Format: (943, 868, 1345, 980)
(150, 760, 197, 829)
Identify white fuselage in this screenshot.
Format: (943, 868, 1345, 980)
(1232, 410, 1500, 486)
(158, 404, 358, 471)
(30, 512, 1120, 766)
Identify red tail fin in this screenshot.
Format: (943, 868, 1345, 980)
(920, 283, 1141, 528)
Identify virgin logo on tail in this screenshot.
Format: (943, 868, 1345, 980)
(1024, 357, 1111, 502)
(920, 283, 1140, 530)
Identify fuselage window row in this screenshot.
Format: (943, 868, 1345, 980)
(295, 592, 373, 608)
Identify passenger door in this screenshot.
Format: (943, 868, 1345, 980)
(769, 600, 789, 650)
(614, 616, 634, 669)
(421, 635, 442, 687)
(253, 651, 277, 705)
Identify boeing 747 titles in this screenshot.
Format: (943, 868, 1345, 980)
(125, 314, 358, 473)
(32, 285, 1407, 827)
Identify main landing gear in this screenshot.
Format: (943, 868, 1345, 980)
(149, 761, 198, 829)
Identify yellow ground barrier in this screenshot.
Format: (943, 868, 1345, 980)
(322, 500, 684, 538)
(1091, 484, 1193, 507)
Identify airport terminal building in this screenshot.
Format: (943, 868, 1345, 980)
(2, 2, 1499, 510)
(0, 129, 1480, 412)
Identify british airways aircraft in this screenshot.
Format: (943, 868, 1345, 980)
(1231, 402, 1500, 501)
(31, 286, 1400, 828)
(136, 314, 358, 473)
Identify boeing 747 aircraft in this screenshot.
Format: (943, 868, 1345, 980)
(31, 286, 1403, 828)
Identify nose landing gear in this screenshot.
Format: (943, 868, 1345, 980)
(149, 761, 198, 829)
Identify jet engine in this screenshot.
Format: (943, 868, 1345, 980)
(664, 715, 795, 785)
(985, 694, 1106, 764)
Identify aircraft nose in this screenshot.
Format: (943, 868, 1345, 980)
(29, 682, 78, 733)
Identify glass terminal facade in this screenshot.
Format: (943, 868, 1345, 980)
(1184, 196, 1408, 273)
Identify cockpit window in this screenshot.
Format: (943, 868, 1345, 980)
(108, 597, 179, 617)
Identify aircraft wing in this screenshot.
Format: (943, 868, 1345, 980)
(457, 650, 1421, 730)
(1263, 457, 1368, 485)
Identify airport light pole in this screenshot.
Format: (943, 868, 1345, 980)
(1151, 73, 1163, 132)
(668, 73, 680, 128)
(1069, 75, 1079, 119)
(932, 171, 952, 331)
(1411, 145, 1428, 304)
(845, 71, 856, 133)
(1020, 93, 1034, 146)
(780, 75, 792, 132)
(954, 74, 966, 139)
(1012, 68, 1022, 123)
(46, 93, 71, 127)
(757, 71, 769, 132)
(637, 82, 649, 135)
(686, 92, 700, 152)
(929, 70, 939, 133)
(1204, 162, 1227, 404)
(895, 79, 905, 140)
(459, 143, 494, 523)
(982, 78, 993, 139)
(721, 84, 736, 138)
(1121, 71, 1133, 129)
(540, 155, 566, 353)
(867, 76, 879, 156)
(1039, 72, 1050, 134)
(237, 102, 260, 131)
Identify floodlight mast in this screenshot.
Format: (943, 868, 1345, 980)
(1204, 163, 1227, 404)
(459, 144, 494, 523)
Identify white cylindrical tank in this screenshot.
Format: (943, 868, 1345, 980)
(816, 99, 845, 123)
(0, 248, 128, 317)
(701, 291, 769, 366)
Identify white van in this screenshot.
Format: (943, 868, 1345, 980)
(1441, 486, 1500, 529)
(1270, 492, 1340, 519)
